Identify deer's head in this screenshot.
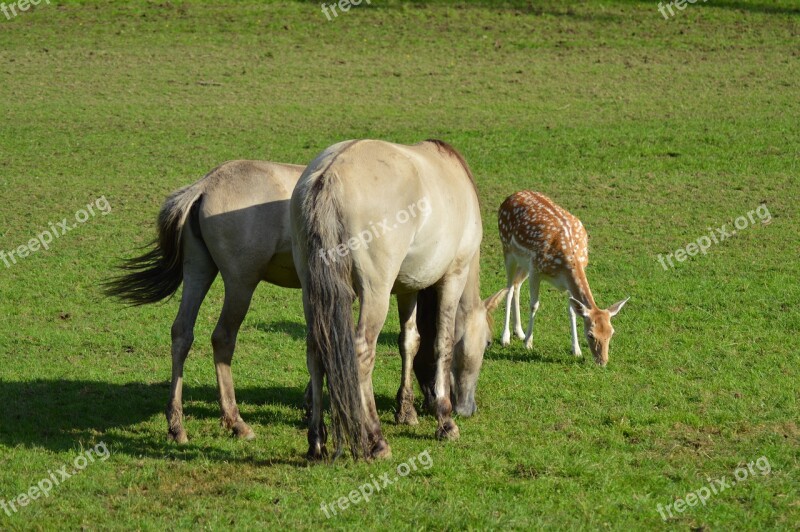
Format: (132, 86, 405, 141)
(570, 297, 629, 366)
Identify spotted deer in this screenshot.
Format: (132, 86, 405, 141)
(497, 191, 629, 366)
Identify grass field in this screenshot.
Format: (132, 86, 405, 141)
(1, 0, 798, 529)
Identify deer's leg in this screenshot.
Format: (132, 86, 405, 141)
(396, 292, 420, 425)
(167, 239, 218, 444)
(502, 282, 515, 346)
(513, 276, 527, 340)
(502, 254, 516, 346)
(568, 300, 582, 356)
(524, 271, 541, 350)
(502, 256, 528, 345)
(212, 279, 258, 440)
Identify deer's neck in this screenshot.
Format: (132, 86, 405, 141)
(566, 264, 596, 309)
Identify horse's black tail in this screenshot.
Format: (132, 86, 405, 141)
(301, 172, 367, 460)
(103, 182, 205, 305)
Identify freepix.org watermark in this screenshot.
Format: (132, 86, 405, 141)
(1, 0, 49, 21)
(658, 0, 709, 20)
(1, 196, 111, 269)
(657, 204, 771, 270)
(1, 442, 110, 517)
(318, 196, 430, 266)
(320, 449, 433, 518)
(321, 0, 370, 21)
(656, 455, 771, 521)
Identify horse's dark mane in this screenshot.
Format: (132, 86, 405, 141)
(413, 140, 481, 409)
(424, 139, 478, 191)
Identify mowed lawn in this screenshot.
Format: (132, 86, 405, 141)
(1, 0, 798, 529)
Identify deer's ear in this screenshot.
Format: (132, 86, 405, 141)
(607, 297, 630, 318)
(483, 288, 509, 313)
(569, 297, 590, 318)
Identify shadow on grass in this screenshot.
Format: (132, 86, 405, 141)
(293, 0, 799, 17)
(295, 0, 623, 22)
(486, 345, 586, 364)
(0, 379, 395, 464)
(254, 319, 399, 348)
(632, 0, 800, 15)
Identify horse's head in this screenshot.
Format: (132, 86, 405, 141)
(451, 288, 507, 417)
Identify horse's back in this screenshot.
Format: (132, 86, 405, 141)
(298, 140, 482, 293)
(197, 160, 304, 287)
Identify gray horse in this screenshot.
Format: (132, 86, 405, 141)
(105, 159, 471, 447)
(105, 160, 303, 443)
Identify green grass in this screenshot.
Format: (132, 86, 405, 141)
(1, 0, 798, 529)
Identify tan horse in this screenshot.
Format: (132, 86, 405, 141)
(105, 160, 304, 443)
(104, 159, 475, 447)
(291, 139, 506, 461)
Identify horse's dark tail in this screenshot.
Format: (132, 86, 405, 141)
(103, 181, 206, 305)
(301, 171, 366, 460)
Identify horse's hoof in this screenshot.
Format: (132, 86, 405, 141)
(435, 420, 460, 441)
(168, 427, 188, 445)
(306, 444, 328, 461)
(232, 421, 256, 441)
(395, 406, 419, 426)
(370, 440, 392, 460)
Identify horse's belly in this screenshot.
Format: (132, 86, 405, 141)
(392, 237, 465, 292)
(263, 252, 302, 289)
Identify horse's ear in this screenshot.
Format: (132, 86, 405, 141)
(483, 288, 508, 313)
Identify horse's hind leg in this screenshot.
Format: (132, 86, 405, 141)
(395, 292, 420, 426)
(167, 239, 218, 444)
(212, 278, 258, 440)
(356, 289, 392, 459)
(306, 345, 327, 460)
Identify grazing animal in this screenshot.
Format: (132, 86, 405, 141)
(498, 191, 628, 366)
(105, 160, 305, 443)
(291, 139, 505, 461)
(104, 159, 474, 447)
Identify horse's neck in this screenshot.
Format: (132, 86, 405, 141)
(458, 252, 483, 314)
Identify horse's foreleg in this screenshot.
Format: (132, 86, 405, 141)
(395, 292, 420, 425)
(303, 380, 312, 422)
(433, 272, 468, 441)
(212, 280, 257, 440)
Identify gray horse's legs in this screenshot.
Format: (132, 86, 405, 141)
(211, 280, 258, 440)
(166, 243, 217, 444)
(303, 380, 312, 422)
(433, 270, 469, 441)
(356, 289, 392, 459)
(306, 346, 328, 460)
(395, 292, 420, 426)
